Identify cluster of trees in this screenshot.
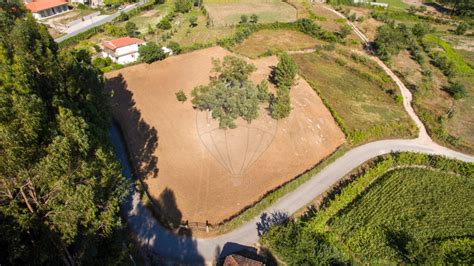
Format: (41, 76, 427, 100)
(191, 56, 269, 129)
(271, 53, 297, 119)
(138, 41, 180, 64)
(0, 3, 129, 265)
(374, 22, 432, 61)
(438, 0, 474, 17)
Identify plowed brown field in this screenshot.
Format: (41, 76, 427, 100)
(106, 46, 345, 224)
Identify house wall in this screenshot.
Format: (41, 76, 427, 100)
(34, 4, 69, 19)
(102, 43, 145, 65)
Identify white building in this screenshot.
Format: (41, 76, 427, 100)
(70, 0, 103, 7)
(102, 37, 146, 65)
(25, 0, 69, 20)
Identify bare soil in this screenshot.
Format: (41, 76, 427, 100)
(106, 46, 345, 224)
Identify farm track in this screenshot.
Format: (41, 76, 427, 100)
(117, 5, 474, 264)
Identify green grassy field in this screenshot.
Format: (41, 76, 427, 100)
(293, 51, 417, 144)
(262, 153, 474, 264)
(204, 0, 297, 26)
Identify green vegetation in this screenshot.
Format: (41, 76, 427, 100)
(139, 42, 168, 63)
(175, 90, 188, 102)
(293, 51, 416, 144)
(0, 4, 128, 265)
(191, 55, 263, 129)
(175, 0, 193, 13)
(263, 153, 474, 264)
(271, 52, 297, 119)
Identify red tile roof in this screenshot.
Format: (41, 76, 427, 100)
(102, 37, 145, 51)
(25, 0, 68, 13)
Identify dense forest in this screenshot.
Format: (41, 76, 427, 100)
(0, 3, 129, 265)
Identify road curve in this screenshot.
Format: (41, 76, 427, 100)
(109, 4, 474, 264)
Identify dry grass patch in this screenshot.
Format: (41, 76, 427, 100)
(204, 0, 297, 26)
(233, 29, 323, 58)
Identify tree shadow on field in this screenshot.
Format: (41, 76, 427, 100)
(110, 123, 205, 263)
(106, 74, 159, 180)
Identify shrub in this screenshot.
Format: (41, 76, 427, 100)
(175, 0, 192, 13)
(189, 15, 198, 27)
(139, 42, 167, 63)
(167, 41, 181, 54)
(338, 24, 352, 39)
(296, 18, 321, 38)
(157, 19, 172, 30)
(175, 90, 187, 102)
(125, 21, 138, 37)
(455, 22, 469, 35)
(444, 81, 467, 100)
(250, 14, 258, 24)
(271, 86, 291, 119)
(240, 14, 248, 24)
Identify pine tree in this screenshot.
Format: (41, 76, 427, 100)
(0, 4, 128, 265)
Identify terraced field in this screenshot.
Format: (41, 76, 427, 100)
(330, 167, 474, 263)
(263, 153, 474, 264)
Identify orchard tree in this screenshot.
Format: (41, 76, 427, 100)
(374, 24, 408, 60)
(0, 3, 129, 265)
(240, 14, 248, 24)
(189, 15, 198, 27)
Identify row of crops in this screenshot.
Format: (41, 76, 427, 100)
(262, 152, 474, 264)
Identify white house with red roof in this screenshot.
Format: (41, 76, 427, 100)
(102, 37, 146, 65)
(25, 0, 69, 20)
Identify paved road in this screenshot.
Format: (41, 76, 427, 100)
(110, 4, 474, 264)
(54, 2, 144, 43)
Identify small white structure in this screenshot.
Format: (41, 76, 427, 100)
(70, 0, 103, 7)
(102, 37, 145, 65)
(25, 0, 69, 20)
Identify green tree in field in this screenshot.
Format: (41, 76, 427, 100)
(455, 22, 469, 35)
(176, 90, 187, 102)
(271, 86, 292, 119)
(125, 21, 138, 37)
(157, 18, 172, 30)
(139, 41, 167, 63)
(338, 24, 352, 39)
(191, 56, 262, 129)
(147, 23, 155, 35)
(270, 52, 296, 119)
(374, 24, 409, 60)
(411, 22, 430, 39)
(189, 15, 198, 27)
(274, 52, 297, 89)
(0, 3, 128, 265)
(296, 18, 321, 38)
(175, 0, 193, 13)
(240, 14, 248, 24)
(250, 14, 259, 24)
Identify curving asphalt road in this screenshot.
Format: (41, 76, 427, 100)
(110, 5, 474, 264)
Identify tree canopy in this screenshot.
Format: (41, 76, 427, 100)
(191, 56, 265, 129)
(0, 3, 128, 265)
